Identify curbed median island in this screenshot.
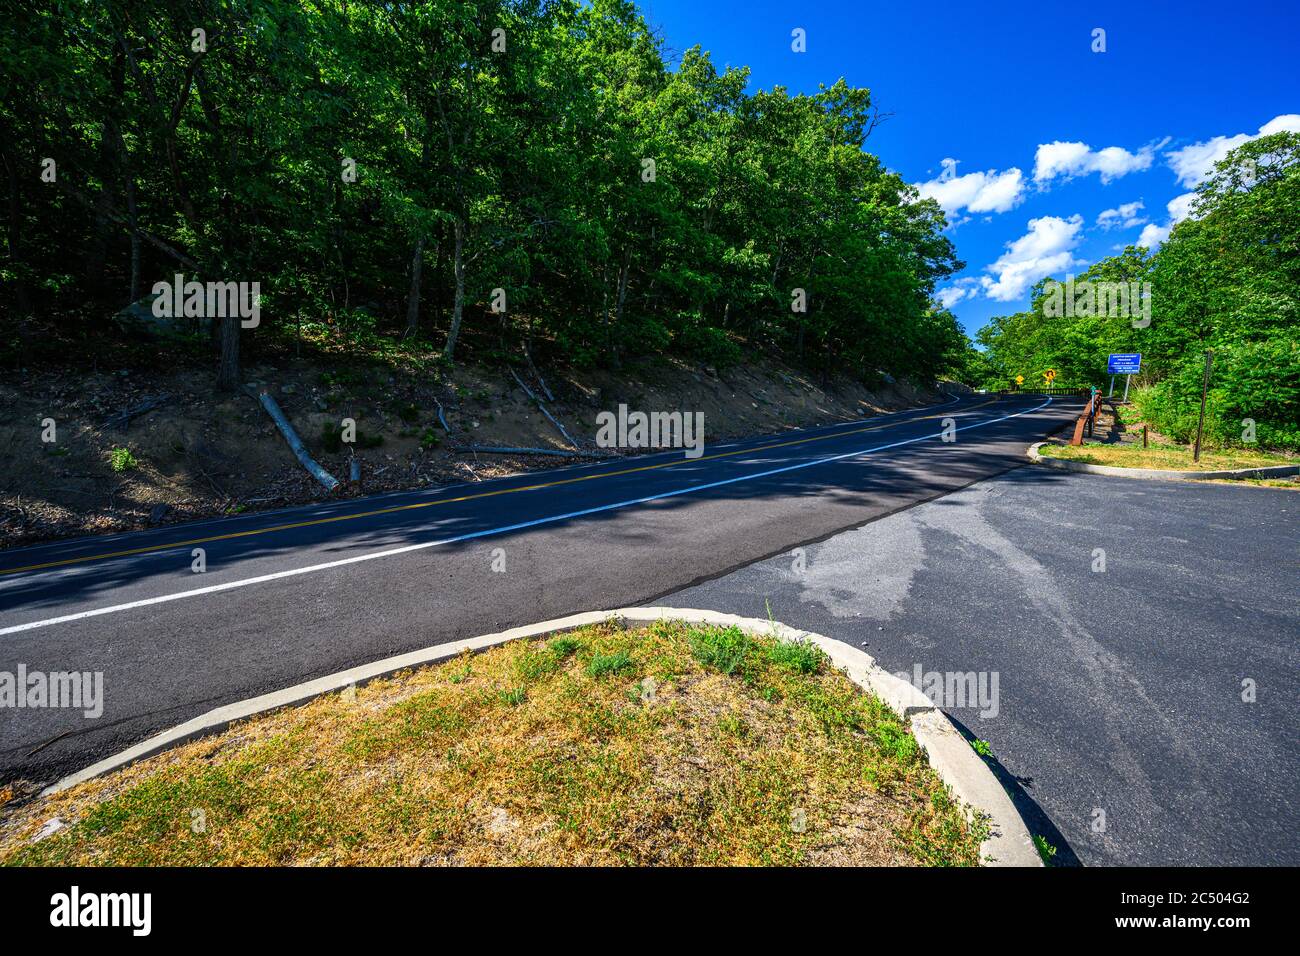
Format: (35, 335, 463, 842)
(1030, 441, 1299, 484)
(0, 618, 989, 867)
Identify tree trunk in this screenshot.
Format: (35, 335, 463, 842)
(109, 107, 141, 303)
(610, 247, 631, 369)
(91, 49, 126, 292)
(217, 316, 240, 392)
(404, 234, 426, 337)
(443, 218, 466, 361)
(125, 176, 141, 301)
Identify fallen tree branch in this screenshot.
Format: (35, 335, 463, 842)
(533, 369, 556, 404)
(249, 388, 340, 492)
(510, 366, 579, 448)
(509, 365, 538, 402)
(522, 342, 555, 402)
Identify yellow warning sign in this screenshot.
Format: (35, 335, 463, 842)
(1042, 369, 1057, 384)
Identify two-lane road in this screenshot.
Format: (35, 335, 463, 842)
(1, 392, 1081, 784)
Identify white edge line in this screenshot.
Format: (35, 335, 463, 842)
(2, 397, 1051, 636)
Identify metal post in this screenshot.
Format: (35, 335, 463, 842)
(1193, 350, 1213, 463)
(1143, 425, 1148, 449)
(1109, 374, 1115, 397)
(1122, 373, 1131, 403)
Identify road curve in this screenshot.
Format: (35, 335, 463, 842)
(0, 392, 1081, 784)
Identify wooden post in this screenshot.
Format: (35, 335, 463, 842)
(1193, 350, 1213, 463)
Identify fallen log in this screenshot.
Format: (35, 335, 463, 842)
(249, 388, 340, 491)
(434, 397, 454, 435)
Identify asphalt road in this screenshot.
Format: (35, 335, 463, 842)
(0, 392, 1079, 785)
(663, 469, 1300, 866)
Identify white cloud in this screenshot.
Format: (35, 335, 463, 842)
(1096, 200, 1148, 230)
(915, 158, 1026, 216)
(936, 286, 971, 308)
(1165, 114, 1300, 187)
(1136, 223, 1170, 249)
(980, 214, 1085, 302)
(1166, 191, 1197, 224)
(1034, 139, 1166, 184)
(1136, 191, 1198, 249)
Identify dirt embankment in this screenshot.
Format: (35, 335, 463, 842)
(1, 354, 937, 550)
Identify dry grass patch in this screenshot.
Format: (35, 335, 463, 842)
(1039, 442, 1295, 472)
(0, 620, 985, 867)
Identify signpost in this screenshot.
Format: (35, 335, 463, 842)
(1107, 353, 1141, 401)
(1042, 368, 1057, 386)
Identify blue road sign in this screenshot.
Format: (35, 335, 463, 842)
(1108, 353, 1141, 374)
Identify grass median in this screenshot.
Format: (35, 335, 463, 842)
(0, 619, 986, 867)
(1039, 442, 1295, 474)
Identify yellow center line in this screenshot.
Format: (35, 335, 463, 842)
(1, 398, 1001, 577)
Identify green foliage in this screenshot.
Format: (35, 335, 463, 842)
(516, 635, 584, 681)
(499, 687, 527, 707)
(1133, 339, 1300, 449)
(0, 0, 962, 387)
(764, 639, 825, 675)
(109, 446, 138, 472)
(673, 321, 743, 368)
(584, 650, 634, 679)
(689, 625, 755, 676)
(1034, 834, 1058, 865)
(977, 133, 1300, 449)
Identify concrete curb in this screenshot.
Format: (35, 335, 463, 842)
(1027, 441, 1298, 481)
(43, 606, 1041, 867)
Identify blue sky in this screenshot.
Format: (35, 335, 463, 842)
(637, 0, 1300, 338)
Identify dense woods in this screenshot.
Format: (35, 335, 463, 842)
(975, 133, 1300, 450)
(1, 0, 967, 388)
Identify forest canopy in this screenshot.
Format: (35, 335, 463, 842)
(1, 0, 968, 389)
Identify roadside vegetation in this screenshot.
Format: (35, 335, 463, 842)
(1039, 399, 1296, 481)
(2, 0, 968, 390)
(0, 620, 986, 866)
(1, 0, 968, 547)
(1039, 443, 1295, 472)
(973, 133, 1300, 452)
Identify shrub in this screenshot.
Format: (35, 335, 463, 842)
(109, 446, 138, 472)
(674, 318, 743, 368)
(1134, 338, 1300, 451)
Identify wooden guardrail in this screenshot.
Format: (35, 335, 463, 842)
(999, 386, 1094, 396)
(1070, 391, 1101, 445)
